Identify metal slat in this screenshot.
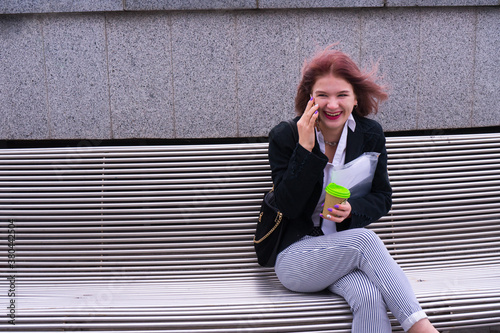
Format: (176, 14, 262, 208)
(390, 194, 500, 208)
(374, 220, 500, 235)
(387, 150, 500, 162)
(9, 245, 255, 256)
(390, 180, 500, 193)
(0, 193, 266, 204)
(388, 157, 500, 172)
(390, 175, 500, 187)
(4, 222, 257, 233)
(0, 175, 271, 186)
(386, 133, 500, 146)
(4, 227, 256, 239)
(4, 210, 261, 220)
(389, 169, 500, 182)
(0, 169, 271, 181)
(1, 198, 262, 209)
(391, 185, 500, 199)
(387, 144, 500, 155)
(5, 262, 260, 273)
(0, 165, 271, 177)
(0, 146, 268, 158)
(0, 157, 270, 168)
(1, 185, 266, 193)
(0, 303, 349, 317)
(0, 185, 272, 196)
(1, 240, 251, 251)
(0, 216, 259, 227)
(380, 209, 500, 223)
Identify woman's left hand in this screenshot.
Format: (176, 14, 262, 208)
(322, 202, 352, 223)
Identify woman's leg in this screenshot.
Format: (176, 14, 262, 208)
(329, 269, 391, 333)
(275, 229, 427, 331)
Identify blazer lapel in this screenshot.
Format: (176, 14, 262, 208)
(345, 126, 364, 164)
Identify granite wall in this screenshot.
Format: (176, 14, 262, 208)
(1, 1, 499, 141)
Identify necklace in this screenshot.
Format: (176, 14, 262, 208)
(324, 140, 338, 147)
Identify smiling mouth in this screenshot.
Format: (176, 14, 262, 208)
(324, 110, 342, 119)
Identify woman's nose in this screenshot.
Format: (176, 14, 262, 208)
(327, 98, 339, 108)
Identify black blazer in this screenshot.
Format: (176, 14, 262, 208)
(268, 113, 392, 252)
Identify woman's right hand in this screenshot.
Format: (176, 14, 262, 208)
(297, 97, 320, 152)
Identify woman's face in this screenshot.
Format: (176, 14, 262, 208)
(311, 75, 357, 133)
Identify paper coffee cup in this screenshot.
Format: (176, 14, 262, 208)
(322, 183, 350, 217)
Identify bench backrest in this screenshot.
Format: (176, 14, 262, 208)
(1, 133, 500, 281)
(379, 133, 500, 271)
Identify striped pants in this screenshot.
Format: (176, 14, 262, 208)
(275, 228, 427, 332)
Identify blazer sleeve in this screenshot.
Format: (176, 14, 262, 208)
(268, 120, 328, 219)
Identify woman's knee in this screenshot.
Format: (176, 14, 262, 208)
(354, 228, 380, 241)
(346, 228, 386, 251)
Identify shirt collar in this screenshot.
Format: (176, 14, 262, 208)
(346, 113, 356, 132)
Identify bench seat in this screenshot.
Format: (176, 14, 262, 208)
(11, 266, 500, 332)
(1, 132, 500, 332)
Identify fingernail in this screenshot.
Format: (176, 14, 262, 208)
(327, 214, 332, 219)
(314, 104, 318, 107)
(334, 205, 340, 209)
(321, 203, 324, 207)
(327, 208, 333, 212)
(319, 214, 324, 218)
(309, 96, 313, 101)
(314, 110, 318, 114)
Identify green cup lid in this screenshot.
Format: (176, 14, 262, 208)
(325, 183, 350, 198)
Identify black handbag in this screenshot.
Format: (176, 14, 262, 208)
(254, 119, 297, 267)
(253, 187, 287, 267)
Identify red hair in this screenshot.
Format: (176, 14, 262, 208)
(295, 46, 388, 117)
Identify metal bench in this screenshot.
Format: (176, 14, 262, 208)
(1, 132, 500, 332)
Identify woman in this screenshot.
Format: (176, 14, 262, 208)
(268, 47, 439, 333)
